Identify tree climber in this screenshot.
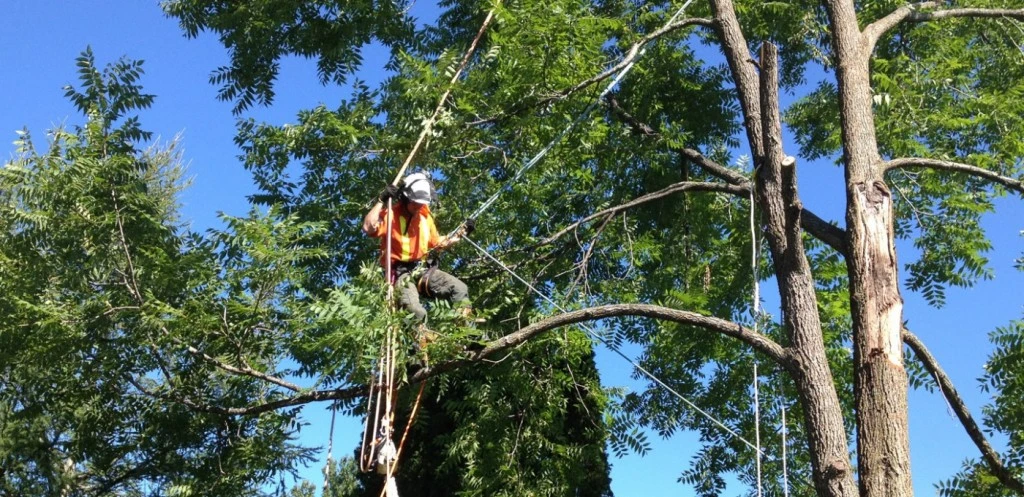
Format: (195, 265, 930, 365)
(362, 172, 478, 331)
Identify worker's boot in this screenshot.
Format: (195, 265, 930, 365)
(457, 306, 485, 326)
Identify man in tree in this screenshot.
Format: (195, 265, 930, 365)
(362, 172, 476, 328)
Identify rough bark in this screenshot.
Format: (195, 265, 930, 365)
(757, 43, 857, 497)
(823, 0, 913, 494)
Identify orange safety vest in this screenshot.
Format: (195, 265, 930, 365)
(372, 202, 441, 269)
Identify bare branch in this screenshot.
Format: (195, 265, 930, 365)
(885, 157, 1024, 195)
(533, 181, 749, 249)
(864, 2, 1024, 53)
(902, 328, 1024, 494)
(429, 303, 790, 373)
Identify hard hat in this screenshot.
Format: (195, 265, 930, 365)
(402, 172, 435, 205)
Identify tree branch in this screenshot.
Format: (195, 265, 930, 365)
(144, 304, 789, 416)
(423, 303, 790, 378)
(902, 328, 1024, 494)
(470, 17, 713, 125)
(885, 157, 1024, 195)
(864, 2, 1024, 53)
(606, 94, 851, 256)
(531, 181, 749, 249)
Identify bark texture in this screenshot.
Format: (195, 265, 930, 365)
(757, 43, 857, 497)
(823, 0, 913, 494)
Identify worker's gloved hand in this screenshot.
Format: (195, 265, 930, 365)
(378, 184, 401, 203)
(463, 218, 476, 236)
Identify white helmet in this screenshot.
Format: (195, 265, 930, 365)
(402, 172, 435, 205)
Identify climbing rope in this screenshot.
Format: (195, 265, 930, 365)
(782, 401, 790, 497)
(749, 185, 764, 496)
(390, 6, 499, 186)
(463, 235, 767, 455)
(451, 0, 699, 235)
(356, 5, 502, 491)
(323, 404, 337, 495)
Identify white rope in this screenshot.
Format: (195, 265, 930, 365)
(463, 236, 766, 455)
(460, 0, 699, 227)
(323, 404, 337, 495)
(754, 363, 763, 497)
(782, 400, 790, 497)
(749, 186, 764, 496)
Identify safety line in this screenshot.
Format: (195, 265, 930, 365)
(458, 0, 699, 229)
(749, 187, 764, 496)
(323, 404, 337, 496)
(390, 5, 500, 186)
(463, 235, 765, 455)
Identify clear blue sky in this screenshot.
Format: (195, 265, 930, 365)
(2, 2, 1021, 496)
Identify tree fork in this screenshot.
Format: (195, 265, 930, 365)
(757, 42, 857, 497)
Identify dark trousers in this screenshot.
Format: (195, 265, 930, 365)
(395, 268, 469, 321)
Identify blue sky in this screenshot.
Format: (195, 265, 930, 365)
(3, 1, 1022, 496)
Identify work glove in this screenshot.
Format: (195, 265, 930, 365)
(378, 184, 401, 203)
(463, 218, 476, 236)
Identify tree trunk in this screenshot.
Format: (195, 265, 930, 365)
(822, 0, 914, 495)
(757, 43, 858, 497)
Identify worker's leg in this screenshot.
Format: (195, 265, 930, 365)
(396, 273, 429, 321)
(422, 269, 470, 310)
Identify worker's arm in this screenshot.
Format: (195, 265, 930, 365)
(433, 218, 475, 250)
(362, 201, 384, 236)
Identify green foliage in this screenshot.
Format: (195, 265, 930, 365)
(938, 321, 1024, 496)
(0, 52, 321, 496)
(161, 0, 417, 113)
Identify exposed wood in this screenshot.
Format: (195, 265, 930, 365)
(823, 0, 913, 493)
(757, 43, 857, 497)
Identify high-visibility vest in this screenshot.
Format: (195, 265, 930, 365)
(372, 202, 440, 268)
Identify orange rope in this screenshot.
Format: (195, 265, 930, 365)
(377, 381, 429, 497)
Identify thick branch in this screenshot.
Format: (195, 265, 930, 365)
(886, 157, 1024, 195)
(431, 303, 789, 372)
(147, 304, 788, 416)
(864, 2, 1024, 53)
(902, 328, 1024, 494)
(710, 0, 764, 157)
(607, 95, 850, 255)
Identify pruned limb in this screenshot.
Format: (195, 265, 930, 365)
(864, 1, 1024, 53)
(885, 157, 1024, 195)
(607, 94, 850, 255)
(902, 328, 1024, 494)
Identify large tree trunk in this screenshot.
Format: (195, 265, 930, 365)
(757, 43, 858, 497)
(823, 0, 913, 495)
